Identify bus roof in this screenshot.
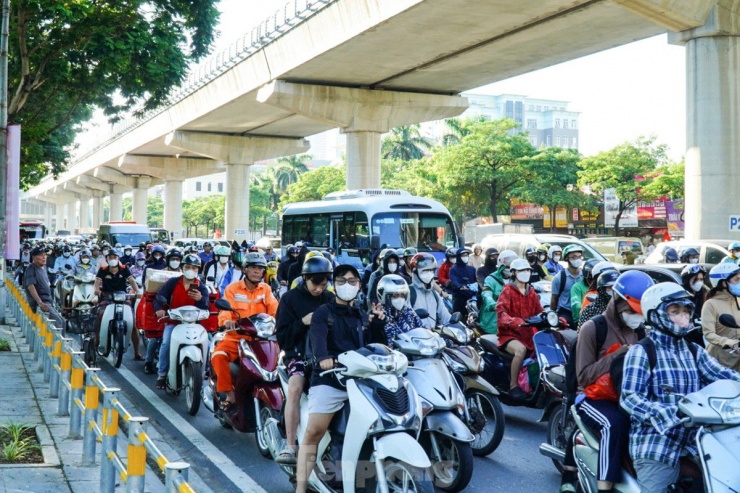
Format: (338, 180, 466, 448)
(282, 189, 451, 217)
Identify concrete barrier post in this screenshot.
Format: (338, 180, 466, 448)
(68, 352, 86, 438)
(57, 340, 73, 416)
(43, 319, 54, 380)
(126, 417, 149, 493)
(82, 367, 100, 465)
(33, 312, 43, 361)
(165, 462, 192, 493)
(100, 388, 120, 493)
(49, 328, 63, 393)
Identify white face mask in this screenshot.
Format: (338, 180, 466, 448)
(219, 256, 229, 263)
(183, 269, 198, 280)
(418, 271, 434, 285)
(516, 271, 531, 283)
(387, 262, 398, 273)
(553, 255, 561, 263)
(63, 252, 70, 258)
(336, 284, 359, 302)
(153, 254, 162, 260)
(399, 259, 405, 267)
(169, 260, 181, 269)
(107, 259, 119, 268)
(124, 250, 132, 256)
(689, 258, 699, 264)
(391, 298, 406, 311)
(621, 312, 643, 330)
(691, 281, 704, 293)
(460, 256, 469, 264)
(502, 268, 511, 279)
(81, 258, 90, 264)
(449, 258, 457, 264)
(538, 253, 547, 262)
(102, 250, 110, 256)
(136, 260, 145, 267)
(569, 258, 583, 269)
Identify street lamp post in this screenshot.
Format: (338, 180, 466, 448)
(0, 0, 11, 323)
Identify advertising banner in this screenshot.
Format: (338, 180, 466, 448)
(666, 200, 685, 236)
(510, 198, 544, 220)
(637, 199, 667, 220)
(543, 206, 568, 228)
(604, 188, 638, 228)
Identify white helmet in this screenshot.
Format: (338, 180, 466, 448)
(592, 260, 617, 278)
(641, 282, 695, 333)
(497, 250, 518, 268)
(510, 258, 532, 272)
(548, 245, 563, 257)
(709, 262, 740, 288)
(376, 274, 409, 305)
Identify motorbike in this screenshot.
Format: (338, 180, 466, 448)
(203, 300, 283, 458)
(53, 265, 76, 312)
(572, 379, 740, 493)
(394, 327, 475, 492)
(67, 272, 99, 367)
(97, 291, 136, 368)
(155, 295, 210, 416)
(434, 313, 506, 458)
(263, 344, 435, 492)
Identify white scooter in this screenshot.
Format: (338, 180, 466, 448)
(156, 300, 209, 416)
(97, 291, 135, 369)
(572, 379, 740, 493)
(264, 344, 435, 492)
(394, 327, 475, 492)
(69, 272, 99, 366)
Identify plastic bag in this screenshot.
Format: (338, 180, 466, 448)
(518, 358, 539, 393)
(518, 366, 532, 393)
(583, 343, 621, 402)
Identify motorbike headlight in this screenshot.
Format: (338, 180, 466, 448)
(709, 396, 740, 424)
(411, 336, 443, 356)
(113, 292, 126, 302)
(547, 311, 559, 327)
(442, 352, 468, 373)
(255, 321, 276, 338)
(367, 354, 398, 373)
(179, 309, 199, 323)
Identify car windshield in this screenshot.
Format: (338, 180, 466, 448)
(371, 212, 457, 252)
(111, 233, 151, 246)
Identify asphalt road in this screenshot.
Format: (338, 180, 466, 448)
(94, 344, 561, 493)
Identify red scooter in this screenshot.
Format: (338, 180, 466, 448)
(204, 299, 283, 458)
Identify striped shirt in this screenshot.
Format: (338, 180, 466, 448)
(620, 329, 740, 466)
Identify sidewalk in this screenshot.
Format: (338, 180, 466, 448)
(0, 320, 213, 493)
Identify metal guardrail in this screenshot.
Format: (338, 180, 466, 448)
(70, 0, 338, 164)
(5, 278, 195, 493)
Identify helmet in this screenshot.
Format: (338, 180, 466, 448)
(288, 245, 300, 255)
(301, 256, 333, 276)
(91, 244, 100, 252)
(304, 250, 323, 260)
(730, 242, 740, 252)
(242, 252, 267, 268)
(402, 247, 418, 259)
(679, 247, 699, 263)
(613, 270, 655, 314)
(680, 264, 707, 285)
(597, 269, 620, 289)
(166, 248, 183, 261)
(510, 258, 531, 272)
(123, 244, 132, 251)
(182, 254, 201, 267)
(203, 241, 212, 248)
(62, 245, 72, 253)
(333, 264, 360, 281)
(215, 245, 230, 256)
(457, 247, 472, 256)
(378, 248, 391, 261)
(135, 252, 146, 260)
(152, 245, 165, 255)
(376, 274, 409, 305)
(548, 245, 563, 257)
(708, 262, 740, 288)
(79, 249, 91, 257)
(409, 253, 437, 272)
(641, 282, 694, 326)
(582, 259, 600, 283)
(592, 261, 616, 280)
(524, 247, 537, 258)
(445, 247, 457, 258)
(497, 250, 518, 268)
(562, 244, 583, 259)
(536, 245, 548, 253)
(106, 249, 119, 258)
(395, 248, 405, 257)
(114, 243, 122, 248)
(484, 247, 499, 257)
(664, 247, 679, 262)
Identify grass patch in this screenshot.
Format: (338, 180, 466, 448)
(0, 423, 43, 463)
(0, 338, 10, 351)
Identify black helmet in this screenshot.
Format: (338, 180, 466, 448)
(582, 258, 600, 284)
(524, 247, 537, 258)
(242, 252, 267, 268)
(679, 247, 700, 263)
(597, 269, 620, 289)
(301, 256, 333, 276)
(182, 254, 201, 267)
(680, 264, 707, 286)
(166, 248, 183, 261)
(62, 245, 72, 253)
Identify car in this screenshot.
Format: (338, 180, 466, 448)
(644, 240, 730, 265)
(480, 233, 608, 262)
(615, 263, 714, 288)
(172, 238, 216, 251)
(582, 236, 644, 263)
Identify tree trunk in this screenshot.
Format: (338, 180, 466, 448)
(489, 180, 498, 223)
(550, 206, 556, 233)
(614, 203, 624, 238)
(262, 216, 267, 235)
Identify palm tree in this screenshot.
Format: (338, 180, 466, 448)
(441, 115, 487, 146)
(381, 124, 430, 160)
(254, 168, 281, 210)
(275, 154, 312, 192)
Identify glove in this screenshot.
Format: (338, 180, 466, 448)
(559, 317, 569, 328)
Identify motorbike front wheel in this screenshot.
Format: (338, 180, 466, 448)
(363, 458, 435, 493)
(184, 360, 203, 416)
(466, 389, 505, 457)
(256, 401, 278, 459)
(546, 404, 575, 473)
(112, 325, 125, 368)
(83, 337, 97, 368)
(428, 434, 474, 492)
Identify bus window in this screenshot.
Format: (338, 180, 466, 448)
(371, 212, 456, 252)
(283, 215, 311, 245)
(310, 215, 329, 247)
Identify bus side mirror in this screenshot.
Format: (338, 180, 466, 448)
(458, 235, 465, 247)
(370, 236, 380, 250)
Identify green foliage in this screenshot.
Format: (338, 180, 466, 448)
(0, 338, 9, 351)
(182, 195, 224, 237)
(0, 423, 39, 462)
(281, 166, 346, 206)
(121, 197, 133, 222)
(440, 115, 487, 147)
(275, 154, 312, 191)
(640, 161, 685, 200)
(147, 197, 164, 228)
(381, 125, 431, 161)
(9, 0, 220, 189)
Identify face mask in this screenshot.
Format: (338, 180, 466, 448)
(102, 250, 109, 256)
(538, 254, 546, 262)
(553, 255, 561, 263)
(729, 282, 740, 297)
(621, 312, 643, 330)
(569, 258, 583, 269)
(124, 250, 132, 256)
(449, 258, 457, 264)
(668, 310, 691, 329)
(387, 262, 398, 273)
(460, 256, 469, 264)
(516, 271, 531, 283)
(63, 252, 70, 258)
(336, 284, 360, 302)
(391, 298, 406, 311)
(107, 259, 119, 268)
(136, 260, 145, 267)
(689, 258, 698, 264)
(501, 268, 511, 279)
(154, 254, 162, 260)
(219, 256, 229, 263)
(691, 281, 704, 293)
(399, 259, 405, 267)
(418, 271, 434, 285)
(183, 269, 198, 280)
(169, 260, 181, 269)
(81, 258, 90, 264)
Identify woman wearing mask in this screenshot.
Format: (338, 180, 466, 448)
(367, 249, 406, 307)
(128, 252, 147, 283)
(449, 247, 477, 317)
(577, 269, 620, 330)
(74, 250, 95, 275)
(203, 246, 232, 293)
(680, 264, 707, 347)
(141, 245, 167, 283)
(476, 248, 499, 289)
(701, 263, 740, 371)
(478, 250, 517, 335)
(374, 274, 424, 343)
(545, 245, 564, 277)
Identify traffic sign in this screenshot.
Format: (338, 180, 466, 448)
(729, 216, 740, 232)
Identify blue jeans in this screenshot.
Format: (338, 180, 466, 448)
(146, 337, 162, 365)
(157, 324, 175, 377)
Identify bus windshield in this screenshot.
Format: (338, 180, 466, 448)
(111, 233, 151, 246)
(371, 212, 457, 252)
(20, 224, 45, 240)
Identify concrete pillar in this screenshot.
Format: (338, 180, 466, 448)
(109, 193, 123, 222)
(55, 203, 64, 233)
(79, 198, 90, 230)
(92, 196, 103, 229)
(225, 163, 251, 243)
(344, 131, 382, 189)
(669, 2, 740, 239)
(132, 190, 147, 225)
(67, 202, 78, 234)
(43, 203, 52, 229)
(164, 180, 183, 240)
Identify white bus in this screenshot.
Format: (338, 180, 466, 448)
(281, 189, 462, 269)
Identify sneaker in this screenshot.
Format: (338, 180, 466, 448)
(559, 483, 576, 493)
(143, 362, 154, 374)
(508, 386, 529, 401)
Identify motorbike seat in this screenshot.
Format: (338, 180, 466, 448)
(479, 334, 500, 353)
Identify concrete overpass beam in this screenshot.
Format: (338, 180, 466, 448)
(132, 177, 152, 225)
(613, 0, 717, 32)
(257, 81, 468, 189)
(669, 1, 740, 239)
(164, 180, 184, 240)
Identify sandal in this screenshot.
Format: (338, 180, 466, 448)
(155, 377, 166, 390)
(219, 400, 235, 413)
(275, 446, 297, 464)
(133, 354, 145, 361)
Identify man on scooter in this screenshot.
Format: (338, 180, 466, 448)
(621, 282, 740, 493)
(212, 253, 278, 411)
(93, 250, 143, 360)
(295, 264, 387, 493)
(153, 254, 210, 390)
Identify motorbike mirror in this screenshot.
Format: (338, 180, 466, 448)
(585, 294, 598, 303)
(449, 312, 462, 323)
(206, 276, 215, 282)
(415, 308, 430, 320)
(719, 314, 740, 329)
(214, 299, 233, 311)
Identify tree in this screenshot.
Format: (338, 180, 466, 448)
(9, 0, 220, 189)
(640, 160, 685, 201)
(275, 154, 312, 191)
(433, 119, 536, 222)
(440, 115, 487, 147)
(381, 124, 430, 160)
(281, 166, 346, 206)
(578, 136, 670, 236)
(147, 197, 164, 228)
(516, 147, 590, 231)
(121, 197, 133, 222)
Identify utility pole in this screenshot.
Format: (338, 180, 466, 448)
(0, 0, 10, 324)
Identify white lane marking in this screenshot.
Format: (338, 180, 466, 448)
(115, 364, 269, 493)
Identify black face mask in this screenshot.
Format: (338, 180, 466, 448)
(485, 257, 498, 269)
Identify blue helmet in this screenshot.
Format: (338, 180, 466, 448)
(151, 245, 165, 255)
(613, 270, 654, 314)
(663, 247, 679, 262)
